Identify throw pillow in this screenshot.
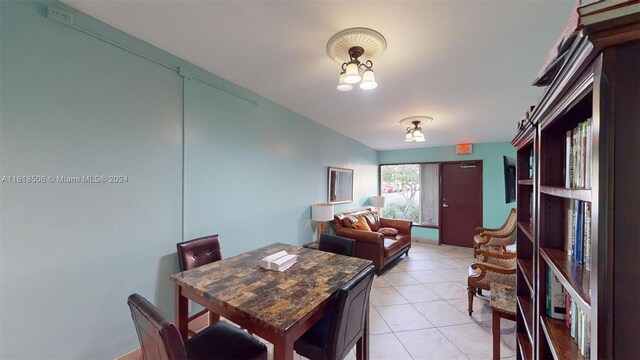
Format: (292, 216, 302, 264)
(352, 215, 372, 231)
(378, 227, 398, 236)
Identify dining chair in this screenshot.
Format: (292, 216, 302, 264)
(176, 235, 222, 335)
(127, 293, 267, 360)
(319, 234, 356, 256)
(294, 264, 375, 360)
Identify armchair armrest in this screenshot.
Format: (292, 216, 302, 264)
(475, 226, 502, 233)
(470, 261, 516, 274)
(379, 218, 412, 234)
(477, 249, 516, 261)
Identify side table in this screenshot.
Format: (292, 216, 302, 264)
(490, 283, 516, 360)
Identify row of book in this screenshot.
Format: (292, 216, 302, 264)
(566, 199, 592, 270)
(565, 118, 592, 189)
(546, 267, 591, 357)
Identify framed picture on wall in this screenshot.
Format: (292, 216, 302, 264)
(328, 167, 353, 204)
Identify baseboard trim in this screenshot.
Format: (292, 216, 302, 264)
(411, 236, 439, 245)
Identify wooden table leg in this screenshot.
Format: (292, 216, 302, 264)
(175, 285, 188, 340)
(492, 310, 500, 360)
(356, 306, 370, 360)
(274, 337, 294, 360)
(208, 311, 220, 325)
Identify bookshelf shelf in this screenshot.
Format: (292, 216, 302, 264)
(517, 222, 534, 241)
(517, 333, 532, 360)
(540, 186, 592, 202)
(517, 295, 534, 342)
(541, 316, 586, 360)
(518, 259, 534, 294)
(540, 247, 591, 311)
(512, 12, 640, 359)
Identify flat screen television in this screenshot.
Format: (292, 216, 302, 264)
(503, 156, 516, 203)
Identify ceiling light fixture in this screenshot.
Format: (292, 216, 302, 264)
(326, 28, 387, 92)
(400, 116, 434, 142)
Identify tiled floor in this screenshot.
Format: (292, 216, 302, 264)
(279, 241, 517, 360)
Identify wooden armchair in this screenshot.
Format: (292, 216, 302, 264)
(473, 208, 517, 256)
(467, 250, 516, 315)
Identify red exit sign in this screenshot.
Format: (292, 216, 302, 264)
(456, 143, 473, 154)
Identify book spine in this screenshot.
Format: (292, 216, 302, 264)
(584, 202, 592, 271)
(586, 118, 592, 188)
(565, 130, 572, 188)
(575, 201, 584, 264)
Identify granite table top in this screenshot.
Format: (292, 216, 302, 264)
(490, 283, 516, 315)
(171, 242, 372, 335)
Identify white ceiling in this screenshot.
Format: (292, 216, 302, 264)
(62, 0, 575, 151)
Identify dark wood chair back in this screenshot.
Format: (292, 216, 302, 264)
(294, 265, 375, 360)
(176, 235, 222, 271)
(319, 234, 356, 256)
(127, 293, 187, 360)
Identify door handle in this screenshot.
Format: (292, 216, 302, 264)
(442, 203, 449, 208)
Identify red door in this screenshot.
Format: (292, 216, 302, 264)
(440, 162, 483, 247)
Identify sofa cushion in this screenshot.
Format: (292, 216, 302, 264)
(363, 212, 380, 231)
(383, 238, 405, 258)
(378, 227, 398, 237)
(352, 216, 372, 231)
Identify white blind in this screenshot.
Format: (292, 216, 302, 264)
(420, 164, 439, 226)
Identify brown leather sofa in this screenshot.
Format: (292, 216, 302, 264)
(333, 209, 412, 273)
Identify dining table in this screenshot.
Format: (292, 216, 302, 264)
(170, 242, 373, 360)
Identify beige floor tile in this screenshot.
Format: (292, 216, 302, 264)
(447, 296, 493, 322)
(439, 323, 515, 359)
(384, 265, 405, 274)
(369, 306, 393, 334)
(370, 286, 409, 306)
(376, 304, 434, 332)
(432, 268, 469, 282)
(372, 275, 392, 288)
(478, 318, 517, 350)
(394, 328, 468, 360)
(416, 259, 459, 270)
(406, 251, 441, 260)
(381, 271, 421, 285)
(426, 282, 468, 300)
(413, 300, 475, 327)
(396, 259, 429, 272)
(406, 270, 448, 284)
(369, 333, 413, 360)
(393, 284, 442, 303)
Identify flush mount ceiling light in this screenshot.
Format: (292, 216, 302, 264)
(400, 116, 434, 142)
(326, 28, 387, 91)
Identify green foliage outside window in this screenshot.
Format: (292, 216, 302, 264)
(380, 164, 420, 222)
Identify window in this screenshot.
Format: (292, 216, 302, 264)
(379, 163, 440, 226)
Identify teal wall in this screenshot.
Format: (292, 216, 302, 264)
(378, 142, 516, 240)
(0, 1, 377, 358)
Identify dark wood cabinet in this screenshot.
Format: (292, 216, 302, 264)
(511, 13, 640, 360)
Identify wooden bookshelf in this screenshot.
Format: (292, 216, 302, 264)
(511, 12, 640, 360)
(517, 332, 533, 360)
